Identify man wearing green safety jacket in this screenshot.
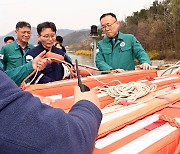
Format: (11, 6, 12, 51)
(96, 13, 152, 72)
(0, 21, 34, 86)
(0, 41, 34, 86)
(0, 40, 34, 70)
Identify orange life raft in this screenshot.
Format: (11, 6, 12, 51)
(31, 74, 180, 154)
(34, 74, 180, 112)
(27, 70, 180, 154)
(25, 69, 157, 97)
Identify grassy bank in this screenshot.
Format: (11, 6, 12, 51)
(148, 50, 180, 60)
(74, 50, 91, 56)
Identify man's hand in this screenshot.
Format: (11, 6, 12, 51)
(139, 63, 152, 70)
(74, 86, 100, 108)
(32, 50, 52, 71)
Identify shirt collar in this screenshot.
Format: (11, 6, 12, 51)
(105, 32, 122, 43)
(38, 42, 55, 53)
(117, 32, 125, 41)
(14, 40, 32, 50)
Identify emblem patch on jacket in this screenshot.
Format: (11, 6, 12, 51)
(26, 55, 34, 63)
(120, 42, 125, 47)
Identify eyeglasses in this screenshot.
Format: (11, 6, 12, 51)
(41, 34, 56, 40)
(101, 20, 117, 30)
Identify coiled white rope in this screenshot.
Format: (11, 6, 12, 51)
(97, 81, 157, 106)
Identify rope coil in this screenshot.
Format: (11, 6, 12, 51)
(97, 82, 157, 106)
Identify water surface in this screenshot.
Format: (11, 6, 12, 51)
(68, 52, 95, 67)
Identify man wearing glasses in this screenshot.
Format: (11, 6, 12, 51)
(0, 21, 49, 86)
(26, 21, 73, 84)
(95, 13, 151, 72)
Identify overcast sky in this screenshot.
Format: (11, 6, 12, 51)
(0, 0, 158, 36)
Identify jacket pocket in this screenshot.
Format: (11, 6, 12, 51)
(101, 49, 112, 60)
(9, 54, 22, 64)
(101, 48, 112, 54)
(120, 46, 132, 52)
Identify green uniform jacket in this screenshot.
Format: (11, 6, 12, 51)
(0, 41, 34, 86)
(95, 32, 151, 71)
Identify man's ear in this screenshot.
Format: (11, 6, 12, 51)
(15, 30, 18, 36)
(117, 21, 120, 26)
(37, 35, 41, 41)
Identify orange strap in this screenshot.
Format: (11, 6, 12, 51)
(20, 69, 36, 90)
(169, 84, 176, 90)
(155, 95, 172, 103)
(168, 104, 180, 109)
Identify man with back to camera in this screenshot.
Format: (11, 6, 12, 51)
(0, 61, 102, 153)
(95, 13, 152, 72)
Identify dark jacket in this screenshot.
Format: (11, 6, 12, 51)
(0, 69, 102, 154)
(26, 43, 72, 84)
